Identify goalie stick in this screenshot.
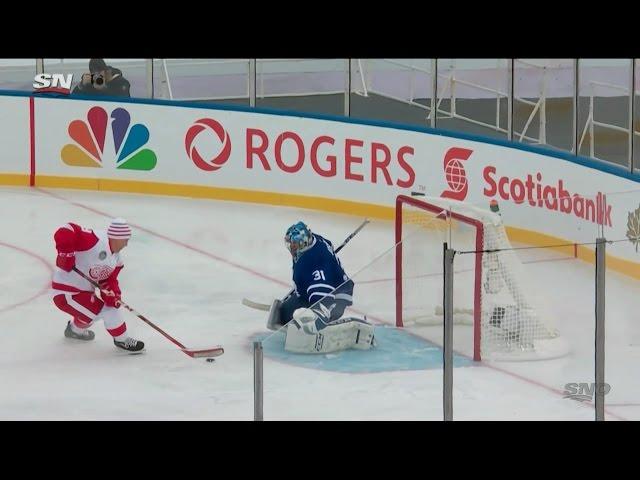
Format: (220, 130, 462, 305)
(242, 218, 370, 311)
(73, 267, 224, 358)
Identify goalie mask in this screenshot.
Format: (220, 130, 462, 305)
(285, 221, 313, 261)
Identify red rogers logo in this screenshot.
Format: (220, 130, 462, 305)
(185, 118, 231, 171)
(183, 118, 416, 186)
(441, 147, 472, 201)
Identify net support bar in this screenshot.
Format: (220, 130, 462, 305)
(253, 341, 264, 421)
(443, 243, 455, 421)
(595, 238, 606, 421)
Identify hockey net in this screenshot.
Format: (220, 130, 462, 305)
(395, 194, 568, 361)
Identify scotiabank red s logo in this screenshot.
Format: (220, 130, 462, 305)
(441, 147, 473, 201)
(185, 118, 231, 171)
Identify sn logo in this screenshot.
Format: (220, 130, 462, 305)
(33, 73, 74, 93)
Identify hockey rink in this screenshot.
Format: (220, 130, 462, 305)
(1, 185, 638, 420)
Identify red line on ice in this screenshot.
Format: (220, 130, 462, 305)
(0, 240, 53, 315)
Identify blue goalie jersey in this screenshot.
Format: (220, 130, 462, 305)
(292, 234, 354, 309)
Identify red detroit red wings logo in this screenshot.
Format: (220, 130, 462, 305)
(185, 118, 231, 171)
(89, 265, 113, 281)
(441, 147, 473, 201)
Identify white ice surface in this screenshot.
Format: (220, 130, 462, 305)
(0, 186, 638, 420)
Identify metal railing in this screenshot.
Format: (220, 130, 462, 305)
(435, 71, 511, 135)
(158, 58, 251, 101)
(578, 78, 640, 163)
(355, 58, 434, 109)
(513, 59, 549, 145)
(356, 59, 549, 145)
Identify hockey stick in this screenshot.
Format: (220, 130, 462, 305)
(241, 297, 272, 311)
(242, 218, 370, 311)
(73, 267, 224, 358)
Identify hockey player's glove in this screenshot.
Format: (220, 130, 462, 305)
(56, 252, 76, 272)
(101, 288, 121, 308)
(99, 269, 122, 308)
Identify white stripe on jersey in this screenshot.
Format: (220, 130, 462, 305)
(306, 283, 336, 293)
(66, 294, 98, 320)
(309, 292, 335, 300)
(335, 293, 353, 302)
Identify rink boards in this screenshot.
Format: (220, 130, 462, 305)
(0, 91, 638, 278)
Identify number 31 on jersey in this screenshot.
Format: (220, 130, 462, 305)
(312, 270, 326, 281)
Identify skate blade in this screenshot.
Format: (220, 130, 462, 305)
(114, 346, 146, 355)
(64, 336, 95, 342)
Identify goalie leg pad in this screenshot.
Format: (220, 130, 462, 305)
(292, 307, 320, 334)
(292, 306, 333, 334)
(350, 318, 376, 350)
(284, 316, 376, 354)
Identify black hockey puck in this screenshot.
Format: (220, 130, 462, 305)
(206, 358, 215, 363)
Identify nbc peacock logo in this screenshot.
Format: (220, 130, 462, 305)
(61, 106, 157, 170)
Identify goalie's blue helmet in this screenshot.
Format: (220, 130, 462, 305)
(285, 221, 313, 261)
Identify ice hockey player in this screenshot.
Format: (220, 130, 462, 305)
(266, 221, 376, 354)
(51, 218, 144, 353)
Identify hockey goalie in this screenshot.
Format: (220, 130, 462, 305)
(266, 221, 376, 354)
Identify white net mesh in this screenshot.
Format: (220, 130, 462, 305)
(397, 195, 569, 361)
